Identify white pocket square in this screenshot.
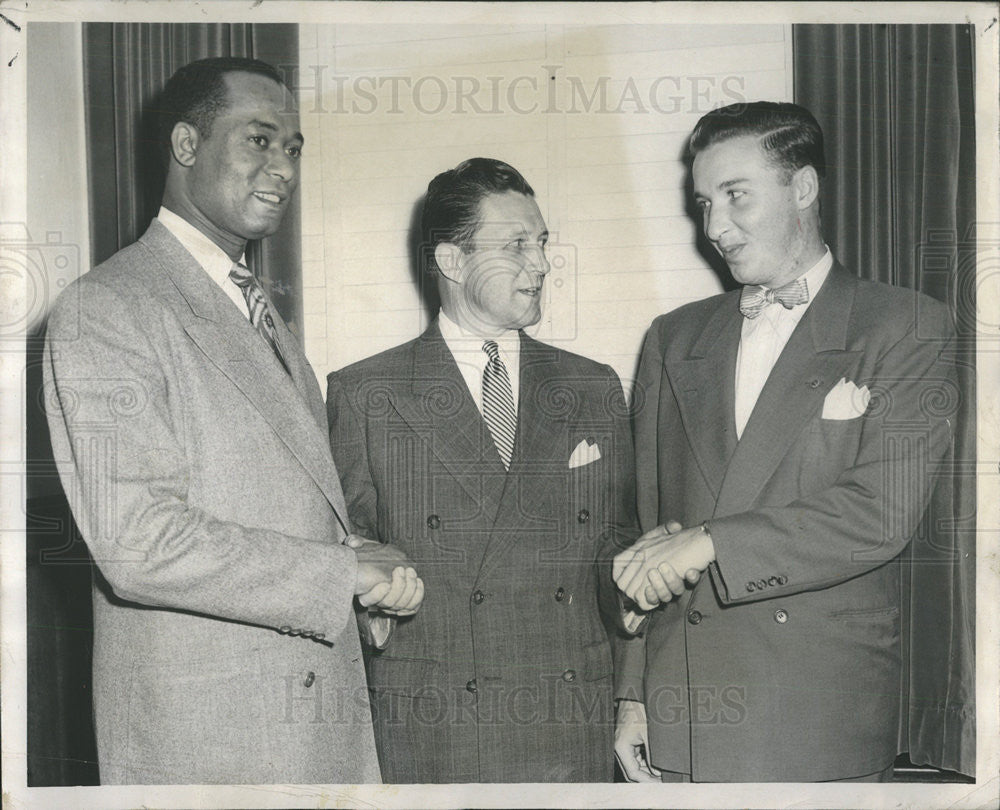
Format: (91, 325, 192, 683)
(821, 378, 871, 420)
(568, 439, 601, 469)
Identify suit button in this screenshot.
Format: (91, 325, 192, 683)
(777, 575, 788, 585)
(756, 579, 768, 590)
(768, 576, 780, 586)
(577, 509, 590, 523)
(313, 633, 325, 641)
(746, 582, 756, 593)
(301, 630, 313, 637)
(427, 514, 441, 529)
(466, 679, 478, 693)
(304, 671, 316, 687)
(774, 609, 789, 624)
(687, 610, 702, 625)
(809, 378, 821, 388)
(279, 625, 292, 634)
(562, 669, 577, 682)
(264, 313, 274, 327)
(472, 590, 485, 605)
(555, 587, 567, 602)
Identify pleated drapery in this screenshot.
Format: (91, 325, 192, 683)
(794, 23, 976, 778)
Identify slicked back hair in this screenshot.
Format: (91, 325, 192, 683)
(156, 56, 287, 164)
(422, 157, 535, 274)
(688, 101, 826, 183)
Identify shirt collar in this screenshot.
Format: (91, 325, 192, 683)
(157, 206, 245, 284)
(438, 310, 520, 365)
(795, 246, 833, 306)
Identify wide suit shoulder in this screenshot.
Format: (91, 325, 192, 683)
(43, 220, 379, 784)
(623, 264, 957, 782)
(327, 321, 638, 783)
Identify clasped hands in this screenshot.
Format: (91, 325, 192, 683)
(347, 534, 425, 616)
(612, 521, 716, 612)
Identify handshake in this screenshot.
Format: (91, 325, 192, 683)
(347, 535, 425, 616)
(612, 521, 716, 612)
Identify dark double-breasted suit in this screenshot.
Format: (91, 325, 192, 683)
(43, 220, 380, 784)
(327, 320, 637, 782)
(618, 264, 957, 781)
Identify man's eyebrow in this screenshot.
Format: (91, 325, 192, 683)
(719, 178, 749, 189)
(249, 119, 305, 144)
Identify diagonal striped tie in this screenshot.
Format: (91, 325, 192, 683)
(229, 262, 290, 374)
(481, 339, 516, 470)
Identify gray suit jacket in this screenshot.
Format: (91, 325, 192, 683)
(618, 265, 957, 781)
(327, 321, 638, 782)
(43, 220, 380, 784)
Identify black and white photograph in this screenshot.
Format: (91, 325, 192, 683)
(1, 2, 996, 808)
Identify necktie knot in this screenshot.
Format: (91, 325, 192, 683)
(739, 278, 809, 319)
(228, 262, 255, 289)
(482, 339, 500, 362)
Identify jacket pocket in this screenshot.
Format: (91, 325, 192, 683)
(828, 605, 900, 621)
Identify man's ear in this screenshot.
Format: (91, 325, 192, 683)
(792, 164, 820, 210)
(170, 121, 200, 168)
(434, 242, 464, 283)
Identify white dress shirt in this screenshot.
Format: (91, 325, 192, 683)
(157, 206, 250, 321)
(438, 310, 521, 418)
(734, 248, 833, 438)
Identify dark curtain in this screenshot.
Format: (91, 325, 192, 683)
(26, 24, 300, 787)
(794, 24, 976, 778)
(82, 22, 303, 335)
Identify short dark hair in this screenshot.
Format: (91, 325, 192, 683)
(688, 101, 826, 181)
(156, 56, 286, 160)
(421, 157, 535, 273)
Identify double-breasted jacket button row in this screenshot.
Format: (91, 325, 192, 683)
(687, 608, 789, 625)
(471, 588, 569, 604)
(279, 625, 325, 640)
(745, 574, 787, 593)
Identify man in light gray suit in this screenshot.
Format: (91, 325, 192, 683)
(43, 57, 422, 785)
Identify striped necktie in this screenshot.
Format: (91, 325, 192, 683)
(481, 339, 516, 470)
(229, 262, 290, 374)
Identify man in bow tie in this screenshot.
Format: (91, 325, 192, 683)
(43, 57, 421, 784)
(326, 158, 638, 782)
(613, 102, 957, 782)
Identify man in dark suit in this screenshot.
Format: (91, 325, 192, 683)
(43, 57, 421, 784)
(327, 158, 637, 782)
(612, 102, 957, 783)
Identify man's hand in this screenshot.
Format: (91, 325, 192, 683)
(347, 534, 425, 615)
(614, 699, 661, 782)
(613, 523, 714, 611)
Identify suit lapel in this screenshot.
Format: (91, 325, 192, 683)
(665, 294, 742, 500)
(716, 266, 862, 515)
(138, 222, 350, 528)
(386, 321, 507, 518)
(475, 334, 569, 583)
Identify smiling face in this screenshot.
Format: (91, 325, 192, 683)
(177, 71, 303, 258)
(692, 135, 822, 288)
(444, 191, 550, 335)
